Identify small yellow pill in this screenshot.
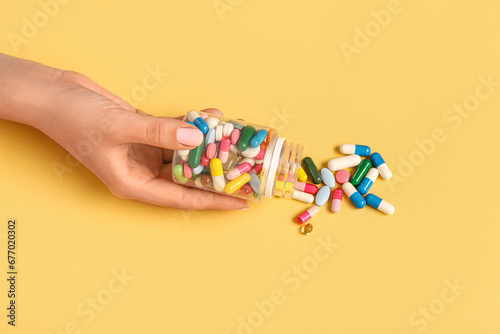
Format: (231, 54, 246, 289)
(300, 223, 313, 235)
(224, 173, 251, 195)
(298, 167, 308, 182)
(275, 180, 293, 192)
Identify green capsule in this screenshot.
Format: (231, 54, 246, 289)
(350, 158, 372, 186)
(302, 157, 322, 184)
(188, 138, 204, 168)
(222, 151, 238, 171)
(173, 164, 188, 184)
(237, 126, 256, 152)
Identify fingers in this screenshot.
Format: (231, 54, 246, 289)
(121, 165, 248, 210)
(116, 113, 204, 150)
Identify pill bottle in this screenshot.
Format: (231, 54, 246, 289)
(171, 111, 303, 202)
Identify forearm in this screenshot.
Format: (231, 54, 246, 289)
(0, 53, 64, 129)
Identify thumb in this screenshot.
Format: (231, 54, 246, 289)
(118, 113, 203, 150)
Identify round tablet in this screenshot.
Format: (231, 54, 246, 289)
(335, 169, 350, 184)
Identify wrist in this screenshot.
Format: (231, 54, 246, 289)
(0, 54, 64, 130)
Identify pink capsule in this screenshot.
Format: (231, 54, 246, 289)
(331, 188, 343, 213)
(297, 205, 320, 224)
(253, 163, 263, 174)
(230, 129, 240, 145)
(219, 137, 231, 163)
(255, 148, 266, 160)
(206, 143, 217, 160)
(226, 162, 252, 180)
(295, 182, 319, 195)
(183, 163, 192, 179)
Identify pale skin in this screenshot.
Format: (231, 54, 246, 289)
(0, 53, 248, 210)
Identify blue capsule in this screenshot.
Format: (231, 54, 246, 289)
(357, 168, 379, 195)
(340, 144, 371, 157)
(370, 152, 392, 179)
(187, 111, 209, 134)
(342, 182, 366, 208)
(250, 129, 268, 148)
(366, 194, 395, 215)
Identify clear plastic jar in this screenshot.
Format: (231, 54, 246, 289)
(171, 111, 303, 201)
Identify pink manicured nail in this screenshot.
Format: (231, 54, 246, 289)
(177, 128, 203, 146)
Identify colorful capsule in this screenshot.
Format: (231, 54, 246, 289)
(239, 184, 253, 196)
(210, 158, 225, 191)
(188, 138, 204, 168)
(350, 158, 372, 186)
(254, 148, 266, 160)
(186, 111, 208, 134)
(358, 168, 379, 195)
(365, 194, 395, 215)
(321, 168, 336, 188)
(335, 169, 350, 184)
(292, 190, 314, 203)
(250, 129, 268, 148)
(261, 128, 275, 149)
(342, 182, 366, 208)
(178, 150, 189, 162)
(297, 205, 320, 224)
(370, 152, 392, 180)
(300, 223, 313, 235)
(219, 137, 231, 163)
(224, 173, 251, 195)
(298, 167, 308, 182)
(226, 162, 252, 180)
(294, 182, 318, 195)
(275, 181, 293, 193)
(194, 176, 204, 188)
(302, 157, 322, 184)
(315, 186, 331, 207)
(222, 151, 238, 171)
(331, 188, 343, 213)
(237, 126, 256, 151)
(200, 153, 210, 166)
(173, 164, 188, 184)
(241, 146, 260, 158)
(340, 144, 371, 156)
(327, 155, 361, 171)
(253, 163, 263, 174)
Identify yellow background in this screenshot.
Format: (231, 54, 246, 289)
(1, 0, 500, 333)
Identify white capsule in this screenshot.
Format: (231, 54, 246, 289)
(213, 175, 225, 191)
(186, 110, 200, 122)
(327, 154, 361, 171)
(215, 125, 224, 141)
(223, 123, 234, 137)
(206, 117, 219, 129)
(292, 190, 314, 203)
(241, 146, 260, 158)
(238, 157, 255, 166)
(178, 150, 189, 161)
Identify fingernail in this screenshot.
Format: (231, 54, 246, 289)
(237, 206, 249, 211)
(177, 127, 203, 146)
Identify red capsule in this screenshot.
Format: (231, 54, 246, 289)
(294, 182, 318, 195)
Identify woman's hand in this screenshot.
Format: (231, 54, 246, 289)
(0, 54, 248, 210)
